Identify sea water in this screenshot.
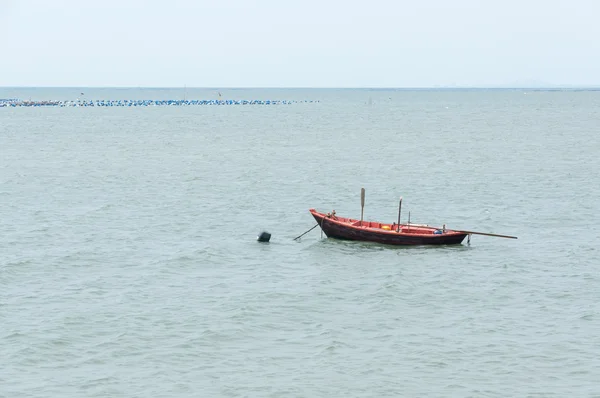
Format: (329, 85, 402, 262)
(1, 87, 599, 397)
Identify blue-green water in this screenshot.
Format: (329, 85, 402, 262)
(1, 88, 599, 397)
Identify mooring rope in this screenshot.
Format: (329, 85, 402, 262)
(293, 223, 319, 241)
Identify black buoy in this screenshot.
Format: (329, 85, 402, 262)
(257, 231, 271, 242)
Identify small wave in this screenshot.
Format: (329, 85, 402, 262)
(79, 376, 118, 390)
(1, 259, 33, 268)
(3, 332, 26, 340)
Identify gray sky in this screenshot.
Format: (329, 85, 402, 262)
(1, 0, 599, 87)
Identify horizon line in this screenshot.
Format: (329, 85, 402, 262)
(2, 85, 600, 90)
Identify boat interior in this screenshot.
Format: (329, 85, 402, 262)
(327, 214, 442, 235)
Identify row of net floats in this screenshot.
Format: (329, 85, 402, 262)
(0, 99, 319, 107)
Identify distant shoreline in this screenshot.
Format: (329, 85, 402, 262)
(1, 86, 600, 91)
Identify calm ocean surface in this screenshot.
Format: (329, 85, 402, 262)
(1, 88, 599, 397)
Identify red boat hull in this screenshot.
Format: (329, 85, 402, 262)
(310, 209, 467, 246)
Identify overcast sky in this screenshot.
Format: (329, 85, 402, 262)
(1, 0, 599, 87)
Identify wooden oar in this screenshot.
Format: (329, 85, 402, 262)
(403, 221, 517, 239)
(455, 230, 518, 239)
(396, 197, 402, 232)
(360, 187, 365, 224)
(423, 225, 517, 239)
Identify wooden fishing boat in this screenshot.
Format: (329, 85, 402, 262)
(296, 189, 517, 246)
(309, 209, 468, 245)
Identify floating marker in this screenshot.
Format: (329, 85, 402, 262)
(257, 231, 271, 242)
